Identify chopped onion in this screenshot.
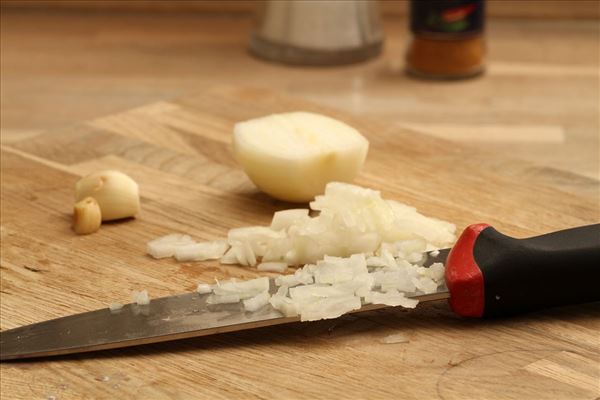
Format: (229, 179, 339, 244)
(270, 209, 310, 231)
(109, 302, 123, 311)
(196, 283, 213, 294)
(233, 112, 369, 202)
(289, 284, 351, 302)
(257, 262, 288, 273)
(377, 270, 416, 293)
(274, 266, 314, 287)
(131, 290, 150, 305)
(213, 277, 269, 300)
(412, 276, 438, 294)
(269, 294, 299, 317)
(174, 240, 229, 262)
(222, 182, 455, 266)
(364, 290, 418, 308)
(243, 291, 271, 312)
(147, 234, 195, 259)
(298, 295, 361, 322)
(419, 262, 445, 282)
(145, 182, 454, 323)
(380, 333, 409, 344)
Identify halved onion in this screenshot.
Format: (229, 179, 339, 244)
(233, 112, 369, 202)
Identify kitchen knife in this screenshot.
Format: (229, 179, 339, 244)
(1, 224, 598, 361)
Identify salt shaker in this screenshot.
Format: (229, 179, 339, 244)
(250, 0, 384, 65)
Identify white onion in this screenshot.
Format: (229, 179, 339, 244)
(147, 234, 195, 259)
(270, 209, 310, 231)
(377, 270, 416, 293)
(243, 291, 271, 312)
(196, 283, 213, 294)
(213, 277, 269, 300)
(364, 290, 418, 308)
(174, 240, 229, 262)
(298, 295, 361, 322)
(269, 294, 299, 317)
(145, 182, 454, 323)
(257, 262, 288, 273)
(109, 302, 123, 311)
(131, 290, 150, 305)
(274, 266, 314, 287)
(419, 262, 445, 282)
(289, 284, 351, 302)
(412, 276, 439, 294)
(233, 112, 369, 202)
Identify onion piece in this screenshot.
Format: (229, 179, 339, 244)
(377, 270, 416, 293)
(289, 284, 351, 302)
(270, 209, 310, 231)
(299, 295, 361, 322)
(243, 291, 271, 312)
(147, 234, 195, 259)
(412, 276, 439, 294)
(364, 290, 418, 308)
(131, 290, 150, 305)
(274, 267, 314, 287)
(269, 294, 299, 317)
(174, 240, 229, 262)
(426, 262, 445, 281)
(196, 283, 213, 294)
(213, 277, 269, 300)
(257, 262, 288, 273)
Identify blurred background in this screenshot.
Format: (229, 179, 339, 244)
(1, 0, 598, 195)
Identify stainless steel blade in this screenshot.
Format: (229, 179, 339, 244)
(0, 249, 450, 361)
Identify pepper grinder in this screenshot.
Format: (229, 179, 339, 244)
(250, 0, 384, 65)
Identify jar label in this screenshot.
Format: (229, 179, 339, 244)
(410, 0, 484, 35)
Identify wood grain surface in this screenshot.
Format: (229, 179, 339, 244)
(1, 86, 599, 399)
(3, 0, 599, 19)
(2, 11, 599, 184)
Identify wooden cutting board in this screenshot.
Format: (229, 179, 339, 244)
(1, 86, 598, 400)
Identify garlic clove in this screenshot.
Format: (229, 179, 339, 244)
(73, 197, 102, 235)
(75, 170, 140, 221)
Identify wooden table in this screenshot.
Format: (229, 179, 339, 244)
(1, 10, 599, 185)
(1, 85, 599, 399)
(1, 7, 599, 399)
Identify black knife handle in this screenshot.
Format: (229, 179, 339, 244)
(445, 223, 600, 317)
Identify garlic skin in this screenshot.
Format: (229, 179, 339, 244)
(73, 197, 102, 235)
(75, 170, 140, 221)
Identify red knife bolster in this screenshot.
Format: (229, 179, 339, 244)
(445, 223, 489, 317)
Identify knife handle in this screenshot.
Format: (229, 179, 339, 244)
(445, 223, 600, 317)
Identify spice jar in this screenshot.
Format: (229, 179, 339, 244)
(406, 0, 485, 79)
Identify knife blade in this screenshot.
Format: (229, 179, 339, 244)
(3, 222, 599, 361)
(0, 250, 450, 361)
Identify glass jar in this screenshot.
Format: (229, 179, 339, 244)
(406, 0, 485, 79)
(250, 0, 384, 66)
